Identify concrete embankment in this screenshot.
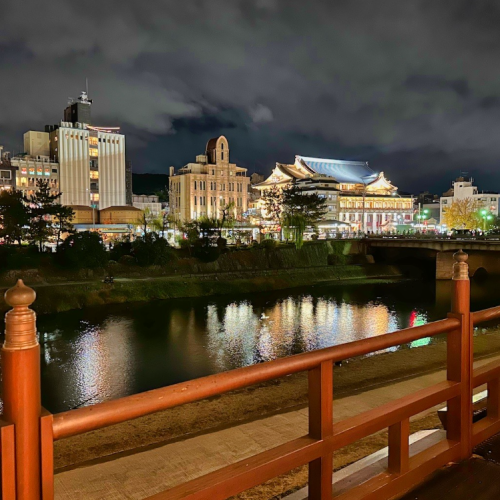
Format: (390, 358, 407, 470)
(0, 263, 405, 314)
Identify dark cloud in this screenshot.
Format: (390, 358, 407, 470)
(1, 0, 500, 194)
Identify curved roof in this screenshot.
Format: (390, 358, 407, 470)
(206, 137, 218, 152)
(297, 156, 377, 184)
(205, 135, 227, 154)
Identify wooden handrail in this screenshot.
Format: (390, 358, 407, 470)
(52, 317, 459, 440)
(472, 305, 500, 325)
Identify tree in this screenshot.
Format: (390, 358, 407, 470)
(219, 201, 235, 237)
(57, 231, 108, 269)
(0, 189, 29, 245)
(53, 205, 75, 247)
(442, 198, 481, 230)
(281, 184, 327, 249)
(132, 232, 172, 266)
(136, 207, 155, 235)
(152, 210, 169, 238)
(262, 186, 284, 224)
(25, 179, 60, 250)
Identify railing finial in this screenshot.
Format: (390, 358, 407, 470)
(453, 249, 469, 281)
(3, 279, 38, 350)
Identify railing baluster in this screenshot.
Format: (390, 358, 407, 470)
(308, 360, 333, 500)
(40, 409, 54, 500)
(0, 421, 16, 500)
(2, 280, 42, 500)
(446, 250, 473, 460)
(388, 418, 409, 474)
(487, 378, 500, 420)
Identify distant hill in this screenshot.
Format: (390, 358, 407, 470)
(132, 173, 169, 195)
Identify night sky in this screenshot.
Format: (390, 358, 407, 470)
(1, 0, 500, 194)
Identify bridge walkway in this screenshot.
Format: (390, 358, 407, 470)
(53, 354, 500, 499)
(400, 432, 500, 500)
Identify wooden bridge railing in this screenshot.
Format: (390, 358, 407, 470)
(2, 250, 500, 499)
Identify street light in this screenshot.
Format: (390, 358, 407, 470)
(481, 209, 493, 232)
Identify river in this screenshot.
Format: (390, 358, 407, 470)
(2, 278, 500, 413)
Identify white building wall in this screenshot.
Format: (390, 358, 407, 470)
(58, 127, 91, 206)
(99, 132, 126, 209)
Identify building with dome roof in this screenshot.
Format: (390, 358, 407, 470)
(169, 136, 250, 222)
(254, 155, 413, 233)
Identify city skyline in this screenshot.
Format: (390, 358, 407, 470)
(2, 1, 500, 195)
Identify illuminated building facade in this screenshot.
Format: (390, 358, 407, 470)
(0, 146, 16, 191)
(440, 177, 499, 224)
(44, 91, 126, 210)
(169, 136, 250, 222)
(254, 156, 413, 232)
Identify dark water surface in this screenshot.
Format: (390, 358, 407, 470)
(3, 278, 500, 413)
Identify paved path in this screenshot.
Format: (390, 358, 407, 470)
(54, 354, 500, 499)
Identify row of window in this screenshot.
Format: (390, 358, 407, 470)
(193, 196, 244, 207)
(19, 167, 57, 176)
(58, 134, 121, 145)
(194, 180, 245, 192)
(339, 201, 412, 209)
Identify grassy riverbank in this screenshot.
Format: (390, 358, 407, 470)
(54, 326, 500, 499)
(0, 263, 406, 314)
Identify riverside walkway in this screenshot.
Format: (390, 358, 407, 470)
(54, 353, 500, 499)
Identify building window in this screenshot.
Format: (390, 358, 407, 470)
(194, 181, 197, 190)
(89, 137, 98, 146)
(194, 196, 197, 205)
(0, 170, 11, 179)
(221, 152, 224, 160)
(89, 148, 98, 157)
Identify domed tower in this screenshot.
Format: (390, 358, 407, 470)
(206, 135, 229, 165)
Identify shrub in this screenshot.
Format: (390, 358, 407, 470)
(110, 240, 133, 262)
(57, 231, 108, 269)
(118, 255, 135, 266)
(259, 239, 277, 249)
(132, 232, 172, 266)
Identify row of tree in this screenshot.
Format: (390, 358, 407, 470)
(442, 198, 497, 231)
(262, 184, 327, 248)
(0, 180, 74, 249)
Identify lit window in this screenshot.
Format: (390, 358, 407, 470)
(44, 168, 50, 176)
(89, 148, 98, 157)
(21, 167, 27, 175)
(90, 171, 99, 179)
(37, 167, 43, 175)
(29, 168, 35, 175)
(89, 137, 98, 146)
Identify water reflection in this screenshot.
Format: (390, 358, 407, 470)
(2, 278, 500, 413)
(206, 296, 406, 369)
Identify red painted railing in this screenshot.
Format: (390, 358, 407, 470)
(2, 250, 500, 499)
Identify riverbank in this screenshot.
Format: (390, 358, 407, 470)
(53, 326, 500, 476)
(0, 263, 407, 314)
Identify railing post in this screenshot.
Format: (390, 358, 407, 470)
(308, 360, 333, 500)
(446, 250, 473, 459)
(2, 280, 42, 500)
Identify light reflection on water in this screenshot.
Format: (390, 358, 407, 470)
(2, 278, 500, 413)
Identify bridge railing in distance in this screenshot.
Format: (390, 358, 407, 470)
(1, 249, 500, 500)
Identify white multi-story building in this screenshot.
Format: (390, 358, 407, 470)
(440, 177, 499, 222)
(132, 194, 163, 217)
(44, 91, 126, 210)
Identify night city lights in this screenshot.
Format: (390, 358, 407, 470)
(2, 2, 500, 499)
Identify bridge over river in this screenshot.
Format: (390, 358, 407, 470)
(363, 237, 500, 279)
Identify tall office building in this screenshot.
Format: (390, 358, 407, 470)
(45, 91, 126, 210)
